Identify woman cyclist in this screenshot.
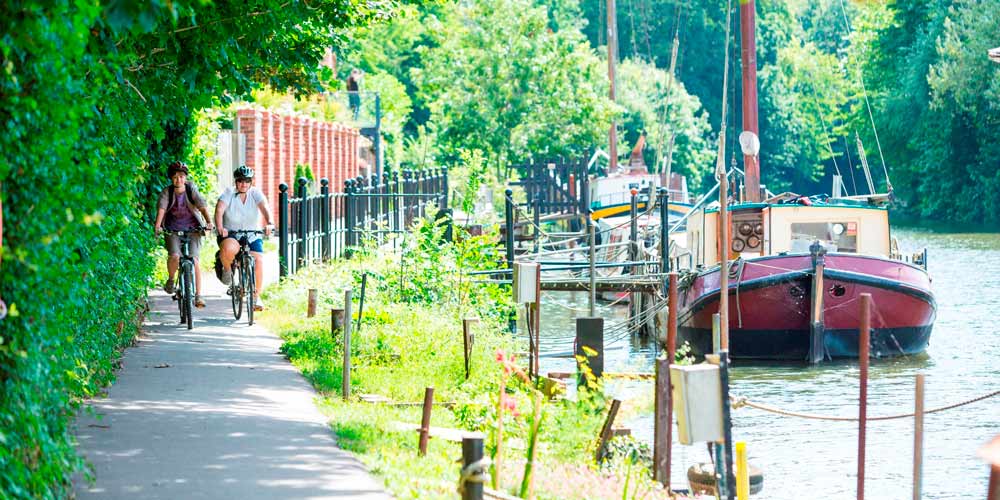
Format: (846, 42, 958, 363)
(214, 165, 273, 311)
(153, 161, 214, 308)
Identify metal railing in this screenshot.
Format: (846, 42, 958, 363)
(278, 168, 449, 277)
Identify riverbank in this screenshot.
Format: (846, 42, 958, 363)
(259, 226, 680, 499)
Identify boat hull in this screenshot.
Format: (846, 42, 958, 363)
(677, 253, 936, 360)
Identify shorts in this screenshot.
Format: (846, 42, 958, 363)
(220, 234, 263, 253)
(165, 232, 203, 257)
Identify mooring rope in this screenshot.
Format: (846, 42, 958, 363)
(456, 456, 492, 496)
(730, 390, 1000, 422)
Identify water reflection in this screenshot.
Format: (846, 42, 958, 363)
(522, 228, 1000, 500)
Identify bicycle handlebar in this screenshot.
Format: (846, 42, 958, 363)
(162, 227, 210, 237)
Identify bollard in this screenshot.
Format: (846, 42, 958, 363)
(736, 441, 749, 500)
(342, 289, 353, 400)
(418, 387, 434, 456)
(307, 288, 317, 318)
(575, 317, 604, 386)
(460, 433, 486, 500)
(858, 293, 872, 500)
(914, 374, 925, 500)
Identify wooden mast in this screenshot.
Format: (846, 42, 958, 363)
(739, 0, 761, 202)
(607, 0, 618, 171)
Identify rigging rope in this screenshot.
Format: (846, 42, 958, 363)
(731, 389, 1000, 422)
(836, 0, 892, 191)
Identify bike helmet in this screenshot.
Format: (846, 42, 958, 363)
(233, 165, 255, 181)
(167, 161, 189, 177)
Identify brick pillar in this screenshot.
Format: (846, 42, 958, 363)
(283, 115, 293, 187)
(262, 111, 277, 211)
(350, 128, 359, 177)
(309, 118, 318, 178)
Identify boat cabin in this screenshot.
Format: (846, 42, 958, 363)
(683, 199, 891, 268)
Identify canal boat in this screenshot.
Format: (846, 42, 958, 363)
(674, 0, 935, 361)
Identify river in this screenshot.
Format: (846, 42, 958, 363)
(525, 227, 1000, 499)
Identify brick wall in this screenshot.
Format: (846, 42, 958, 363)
(235, 108, 363, 212)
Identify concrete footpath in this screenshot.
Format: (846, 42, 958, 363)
(73, 262, 391, 499)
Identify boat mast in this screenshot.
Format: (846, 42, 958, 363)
(739, 0, 761, 202)
(607, 0, 618, 172)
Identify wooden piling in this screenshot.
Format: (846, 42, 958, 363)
(418, 387, 435, 456)
(858, 292, 871, 500)
(307, 288, 317, 318)
(913, 374, 924, 500)
(654, 358, 670, 487)
(595, 399, 622, 463)
(460, 433, 485, 500)
(342, 289, 353, 400)
(808, 242, 826, 363)
(463, 318, 478, 380)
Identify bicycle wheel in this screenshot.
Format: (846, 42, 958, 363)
(245, 254, 255, 326)
(229, 260, 244, 321)
(231, 262, 243, 320)
(183, 262, 194, 330)
(176, 273, 186, 324)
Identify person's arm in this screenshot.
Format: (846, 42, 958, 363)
(199, 206, 214, 231)
(191, 184, 214, 230)
(154, 208, 166, 234)
(257, 201, 273, 238)
(214, 199, 228, 238)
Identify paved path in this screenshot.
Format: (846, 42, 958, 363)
(73, 262, 390, 499)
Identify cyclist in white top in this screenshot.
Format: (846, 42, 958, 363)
(214, 165, 273, 310)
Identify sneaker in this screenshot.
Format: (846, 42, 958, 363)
(253, 297, 265, 312)
(194, 295, 206, 308)
(220, 267, 232, 285)
(164, 278, 175, 294)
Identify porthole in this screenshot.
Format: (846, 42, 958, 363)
(739, 222, 753, 236)
(829, 284, 847, 297)
(732, 238, 746, 252)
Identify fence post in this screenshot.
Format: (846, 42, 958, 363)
(392, 170, 401, 232)
(382, 171, 391, 239)
(321, 178, 331, 260)
(342, 288, 353, 400)
(418, 387, 434, 456)
(278, 183, 289, 277)
(440, 166, 449, 212)
(659, 188, 670, 277)
(344, 179, 355, 250)
(460, 434, 486, 500)
(296, 177, 308, 268)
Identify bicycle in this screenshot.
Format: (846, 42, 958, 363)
(162, 228, 207, 330)
(226, 229, 264, 326)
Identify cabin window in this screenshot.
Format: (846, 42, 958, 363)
(790, 222, 858, 253)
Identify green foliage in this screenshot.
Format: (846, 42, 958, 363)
(0, 0, 395, 496)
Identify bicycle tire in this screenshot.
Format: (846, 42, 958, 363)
(245, 254, 255, 326)
(176, 272, 186, 324)
(231, 261, 243, 320)
(232, 262, 244, 321)
(183, 261, 194, 330)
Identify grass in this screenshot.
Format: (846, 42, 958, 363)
(259, 248, 680, 499)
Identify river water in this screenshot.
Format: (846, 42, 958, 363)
(526, 227, 1000, 499)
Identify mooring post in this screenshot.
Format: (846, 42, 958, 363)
(462, 318, 479, 380)
(342, 289, 353, 400)
(719, 350, 736, 500)
(858, 292, 872, 500)
(533, 263, 541, 378)
(713, 313, 722, 354)
(594, 399, 622, 463)
(653, 357, 670, 487)
(307, 288, 317, 318)
(575, 317, 604, 386)
(914, 373, 925, 500)
(659, 188, 670, 278)
(460, 433, 486, 500)
(418, 387, 434, 456)
(808, 241, 827, 364)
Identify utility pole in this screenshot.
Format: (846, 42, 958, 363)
(607, 0, 618, 172)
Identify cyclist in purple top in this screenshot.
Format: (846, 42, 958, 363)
(153, 161, 214, 308)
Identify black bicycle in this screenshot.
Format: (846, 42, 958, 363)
(163, 228, 207, 330)
(227, 230, 264, 325)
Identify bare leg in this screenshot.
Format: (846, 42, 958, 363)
(193, 257, 202, 295)
(252, 252, 264, 297)
(220, 238, 240, 271)
(167, 254, 180, 280)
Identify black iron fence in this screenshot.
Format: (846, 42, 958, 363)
(507, 160, 588, 216)
(278, 168, 449, 277)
